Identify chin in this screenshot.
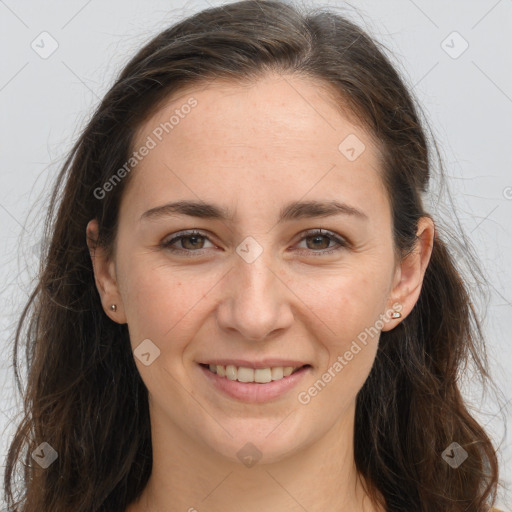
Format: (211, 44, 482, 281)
(200, 416, 313, 466)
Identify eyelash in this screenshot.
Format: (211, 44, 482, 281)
(161, 228, 349, 257)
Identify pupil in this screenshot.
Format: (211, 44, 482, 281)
(185, 235, 202, 249)
(309, 235, 328, 249)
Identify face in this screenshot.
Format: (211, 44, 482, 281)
(89, 73, 429, 465)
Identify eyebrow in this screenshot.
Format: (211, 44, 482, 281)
(140, 199, 368, 223)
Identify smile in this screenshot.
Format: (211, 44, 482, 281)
(198, 363, 312, 403)
(201, 363, 306, 383)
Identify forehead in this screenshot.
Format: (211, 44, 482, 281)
(135, 73, 376, 151)
(124, 73, 388, 222)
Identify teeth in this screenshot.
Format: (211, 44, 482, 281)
(283, 366, 294, 377)
(237, 367, 254, 383)
(206, 364, 304, 383)
(226, 365, 237, 381)
(254, 368, 272, 383)
(271, 367, 283, 380)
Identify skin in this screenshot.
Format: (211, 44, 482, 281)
(87, 73, 434, 512)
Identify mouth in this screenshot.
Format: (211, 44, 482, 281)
(199, 363, 310, 383)
(198, 362, 312, 403)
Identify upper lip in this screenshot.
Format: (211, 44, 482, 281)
(199, 359, 310, 369)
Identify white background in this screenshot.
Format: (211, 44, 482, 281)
(0, 0, 511, 509)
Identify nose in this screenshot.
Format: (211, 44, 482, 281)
(215, 250, 295, 342)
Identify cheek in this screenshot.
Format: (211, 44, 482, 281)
(303, 262, 392, 339)
(299, 273, 385, 412)
(118, 259, 219, 348)
(302, 261, 392, 395)
(294, 278, 383, 429)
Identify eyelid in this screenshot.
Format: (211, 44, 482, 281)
(295, 228, 349, 254)
(161, 229, 216, 249)
(161, 228, 349, 255)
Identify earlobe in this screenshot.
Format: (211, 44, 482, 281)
(382, 216, 435, 331)
(86, 219, 126, 323)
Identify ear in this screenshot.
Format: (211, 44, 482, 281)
(86, 219, 127, 324)
(381, 216, 435, 331)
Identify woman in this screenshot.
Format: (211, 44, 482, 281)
(3, 1, 503, 511)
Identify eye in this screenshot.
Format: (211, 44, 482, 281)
(161, 228, 348, 257)
(295, 229, 348, 255)
(161, 230, 214, 254)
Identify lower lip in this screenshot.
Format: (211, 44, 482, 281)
(199, 364, 311, 403)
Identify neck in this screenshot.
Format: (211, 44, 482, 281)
(127, 401, 383, 512)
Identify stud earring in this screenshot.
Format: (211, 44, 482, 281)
(391, 310, 402, 319)
(110, 304, 117, 312)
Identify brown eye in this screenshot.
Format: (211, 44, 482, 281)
(162, 230, 214, 254)
(296, 229, 348, 255)
(162, 228, 348, 257)
(305, 234, 331, 250)
(178, 234, 206, 250)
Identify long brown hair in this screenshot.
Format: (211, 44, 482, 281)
(3, 1, 500, 511)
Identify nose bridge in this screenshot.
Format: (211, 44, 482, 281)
(216, 235, 293, 341)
